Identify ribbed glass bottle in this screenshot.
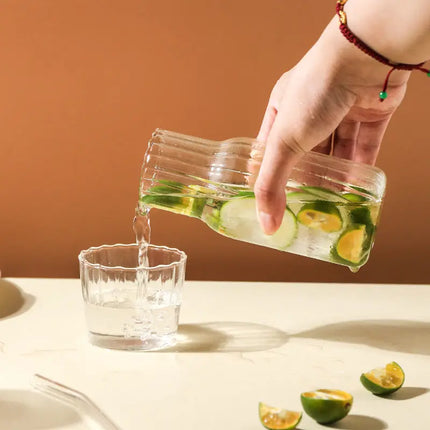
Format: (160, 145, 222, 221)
(138, 129, 386, 270)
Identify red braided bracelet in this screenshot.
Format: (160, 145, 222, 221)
(336, 0, 430, 102)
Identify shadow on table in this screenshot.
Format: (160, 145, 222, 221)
(326, 414, 387, 430)
(162, 321, 289, 353)
(0, 389, 83, 429)
(382, 386, 430, 400)
(293, 319, 430, 355)
(0, 279, 36, 320)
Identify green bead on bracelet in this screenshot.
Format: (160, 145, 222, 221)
(379, 91, 388, 100)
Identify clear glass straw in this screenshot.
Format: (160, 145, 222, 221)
(32, 373, 121, 430)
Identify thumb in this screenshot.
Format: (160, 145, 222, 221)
(254, 119, 305, 235)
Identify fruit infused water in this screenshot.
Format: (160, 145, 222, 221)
(138, 129, 386, 270)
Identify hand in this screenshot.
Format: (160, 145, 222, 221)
(254, 16, 410, 235)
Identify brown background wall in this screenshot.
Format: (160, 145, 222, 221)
(0, 0, 429, 283)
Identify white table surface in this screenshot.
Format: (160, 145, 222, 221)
(1, 278, 430, 430)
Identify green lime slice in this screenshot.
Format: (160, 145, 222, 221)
(349, 185, 377, 198)
(360, 362, 405, 395)
(342, 192, 369, 203)
(333, 224, 369, 266)
(236, 190, 256, 198)
(140, 182, 208, 218)
(349, 207, 373, 226)
(259, 403, 302, 430)
(297, 201, 343, 233)
(140, 194, 199, 216)
(300, 389, 353, 424)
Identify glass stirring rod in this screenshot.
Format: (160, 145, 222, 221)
(32, 374, 121, 430)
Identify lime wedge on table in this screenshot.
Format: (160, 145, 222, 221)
(360, 362, 405, 395)
(259, 403, 302, 430)
(300, 389, 353, 424)
(297, 201, 343, 233)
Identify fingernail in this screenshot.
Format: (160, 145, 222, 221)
(258, 211, 276, 235)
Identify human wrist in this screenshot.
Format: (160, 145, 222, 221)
(344, 0, 430, 64)
(318, 16, 411, 88)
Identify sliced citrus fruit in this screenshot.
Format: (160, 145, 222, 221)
(360, 362, 405, 395)
(258, 402, 302, 430)
(140, 193, 198, 216)
(349, 207, 373, 226)
(300, 389, 353, 424)
(141, 182, 208, 218)
(236, 190, 256, 198)
(333, 224, 368, 265)
(297, 201, 343, 233)
(342, 192, 369, 203)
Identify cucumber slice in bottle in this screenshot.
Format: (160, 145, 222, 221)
(286, 191, 320, 203)
(300, 186, 348, 202)
(219, 197, 297, 249)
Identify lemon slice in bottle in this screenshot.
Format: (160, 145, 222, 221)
(297, 201, 343, 232)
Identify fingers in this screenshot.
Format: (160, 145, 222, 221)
(253, 69, 355, 235)
(329, 117, 391, 165)
(313, 135, 333, 155)
(254, 120, 304, 235)
(256, 76, 286, 142)
(332, 120, 360, 160)
(257, 105, 277, 143)
(354, 117, 391, 165)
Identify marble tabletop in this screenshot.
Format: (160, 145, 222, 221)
(1, 278, 429, 430)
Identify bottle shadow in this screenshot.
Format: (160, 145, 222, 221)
(0, 389, 83, 429)
(0, 279, 36, 320)
(325, 414, 387, 430)
(293, 319, 430, 356)
(161, 321, 289, 353)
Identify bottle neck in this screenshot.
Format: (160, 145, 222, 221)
(140, 129, 256, 197)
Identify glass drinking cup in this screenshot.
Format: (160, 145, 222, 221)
(79, 243, 187, 351)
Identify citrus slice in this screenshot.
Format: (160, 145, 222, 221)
(236, 190, 256, 198)
(342, 192, 369, 203)
(333, 224, 368, 265)
(140, 182, 208, 218)
(297, 201, 343, 233)
(140, 193, 198, 216)
(300, 389, 353, 424)
(349, 207, 373, 226)
(360, 362, 405, 395)
(259, 403, 302, 430)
